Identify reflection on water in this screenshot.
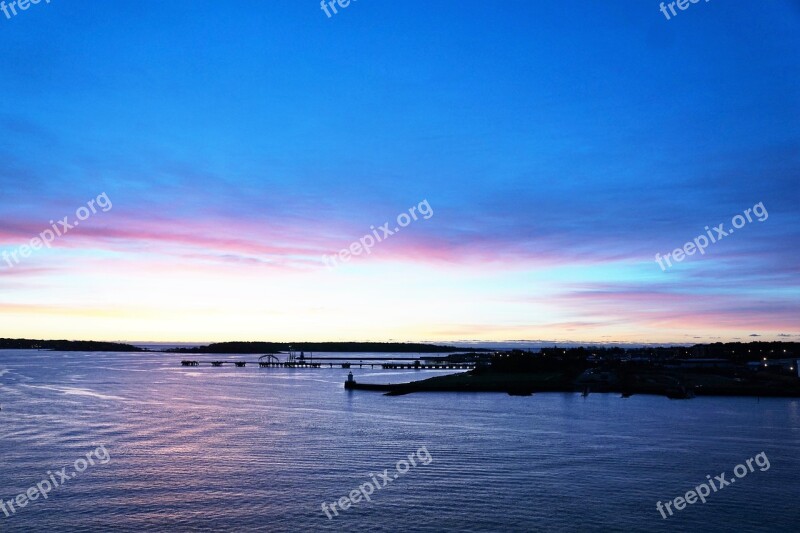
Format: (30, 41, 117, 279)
(1, 351, 799, 532)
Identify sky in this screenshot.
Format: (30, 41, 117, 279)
(0, 0, 798, 344)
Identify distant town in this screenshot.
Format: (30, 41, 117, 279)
(344, 342, 800, 397)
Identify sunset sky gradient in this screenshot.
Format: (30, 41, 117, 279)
(1, 1, 798, 343)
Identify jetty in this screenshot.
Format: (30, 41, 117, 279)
(179, 347, 476, 370)
(181, 359, 323, 368)
(181, 359, 475, 370)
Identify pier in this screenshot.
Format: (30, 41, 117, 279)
(181, 360, 322, 368)
(181, 346, 478, 370)
(180, 359, 476, 370)
(381, 362, 474, 370)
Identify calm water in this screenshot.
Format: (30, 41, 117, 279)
(1, 350, 799, 532)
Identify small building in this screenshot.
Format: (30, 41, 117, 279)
(747, 358, 798, 375)
(666, 359, 734, 370)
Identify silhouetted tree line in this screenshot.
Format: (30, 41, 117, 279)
(0, 338, 145, 352)
(166, 341, 488, 354)
(481, 342, 799, 373)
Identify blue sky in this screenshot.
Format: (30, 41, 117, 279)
(0, 0, 798, 343)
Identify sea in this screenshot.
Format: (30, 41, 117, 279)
(0, 350, 798, 532)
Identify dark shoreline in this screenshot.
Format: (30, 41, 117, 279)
(344, 358, 800, 398)
(165, 341, 490, 354)
(0, 338, 489, 354)
(0, 339, 146, 352)
(346, 379, 800, 398)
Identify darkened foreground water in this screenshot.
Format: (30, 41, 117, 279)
(1, 350, 798, 532)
